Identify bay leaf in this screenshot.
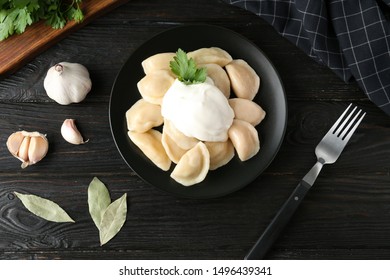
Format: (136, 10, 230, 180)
(88, 177, 111, 230)
(99, 193, 127, 246)
(14, 192, 75, 223)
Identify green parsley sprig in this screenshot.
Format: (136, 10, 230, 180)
(0, 0, 84, 41)
(170, 48, 207, 85)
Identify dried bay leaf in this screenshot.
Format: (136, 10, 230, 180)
(14, 192, 75, 223)
(99, 193, 127, 246)
(87, 177, 128, 245)
(88, 177, 111, 230)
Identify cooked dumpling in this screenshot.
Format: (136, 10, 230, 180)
(228, 119, 260, 161)
(163, 119, 199, 150)
(141, 52, 176, 74)
(128, 129, 171, 171)
(225, 59, 260, 100)
(161, 128, 187, 164)
(137, 70, 175, 105)
(228, 98, 266, 126)
(126, 99, 163, 133)
(205, 140, 235, 170)
(188, 47, 232, 67)
(171, 142, 210, 186)
(200, 63, 230, 98)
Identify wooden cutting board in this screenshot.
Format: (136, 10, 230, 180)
(0, 0, 129, 77)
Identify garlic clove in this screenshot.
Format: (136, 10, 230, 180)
(61, 119, 88, 145)
(18, 136, 30, 162)
(6, 131, 49, 168)
(6, 132, 25, 156)
(28, 135, 49, 164)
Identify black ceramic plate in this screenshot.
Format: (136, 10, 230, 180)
(109, 25, 287, 199)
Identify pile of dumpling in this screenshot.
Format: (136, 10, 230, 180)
(126, 47, 266, 186)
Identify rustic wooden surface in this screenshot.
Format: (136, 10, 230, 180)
(0, 0, 389, 260)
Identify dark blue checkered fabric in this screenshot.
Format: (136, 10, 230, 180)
(224, 0, 390, 116)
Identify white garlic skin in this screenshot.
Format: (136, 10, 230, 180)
(61, 119, 88, 145)
(6, 131, 49, 168)
(44, 62, 92, 105)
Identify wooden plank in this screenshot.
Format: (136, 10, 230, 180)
(0, 0, 129, 78)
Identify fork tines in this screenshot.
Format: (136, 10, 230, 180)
(331, 104, 366, 141)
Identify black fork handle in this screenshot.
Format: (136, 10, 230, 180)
(245, 180, 311, 260)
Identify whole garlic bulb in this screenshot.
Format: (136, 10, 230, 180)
(6, 131, 49, 168)
(44, 62, 92, 105)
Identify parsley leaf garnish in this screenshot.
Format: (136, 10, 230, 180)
(0, 0, 84, 41)
(170, 48, 207, 85)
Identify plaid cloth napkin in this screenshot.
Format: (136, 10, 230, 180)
(224, 0, 390, 116)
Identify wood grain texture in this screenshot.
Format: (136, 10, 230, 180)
(0, 0, 129, 77)
(0, 0, 389, 260)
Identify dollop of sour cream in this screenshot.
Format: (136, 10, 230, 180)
(161, 78, 234, 142)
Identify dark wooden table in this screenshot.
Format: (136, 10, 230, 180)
(0, 0, 389, 260)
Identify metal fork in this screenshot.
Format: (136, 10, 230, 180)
(245, 104, 366, 260)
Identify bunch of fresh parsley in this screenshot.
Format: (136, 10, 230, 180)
(0, 0, 84, 41)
